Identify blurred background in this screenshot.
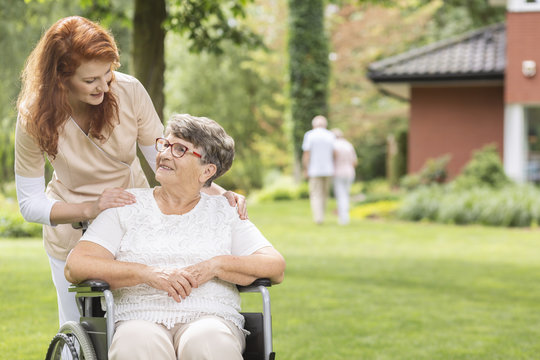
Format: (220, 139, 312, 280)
(8, 2, 540, 359)
(0, 0, 505, 195)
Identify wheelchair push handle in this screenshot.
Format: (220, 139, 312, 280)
(71, 221, 89, 231)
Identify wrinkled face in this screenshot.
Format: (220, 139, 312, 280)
(66, 59, 113, 108)
(155, 135, 205, 188)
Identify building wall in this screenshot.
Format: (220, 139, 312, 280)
(409, 85, 504, 179)
(506, 12, 540, 104)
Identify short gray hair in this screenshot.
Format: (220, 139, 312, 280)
(312, 115, 328, 128)
(165, 114, 235, 187)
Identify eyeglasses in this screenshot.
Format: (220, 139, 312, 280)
(155, 138, 202, 159)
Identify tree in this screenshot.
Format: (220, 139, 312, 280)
(82, 0, 260, 121)
(288, 0, 329, 179)
(132, 0, 166, 120)
(0, 0, 263, 188)
(0, 0, 507, 188)
(82, 0, 261, 185)
(0, 0, 86, 187)
(164, 1, 289, 191)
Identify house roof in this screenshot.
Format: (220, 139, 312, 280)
(367, 23, 506, 83)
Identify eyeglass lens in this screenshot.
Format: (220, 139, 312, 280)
(156, 139, 187, 158)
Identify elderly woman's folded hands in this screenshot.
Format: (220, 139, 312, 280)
(146, 246, 285, 303)
(146, 267, 199, 303)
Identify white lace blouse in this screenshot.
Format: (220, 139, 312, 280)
(80, 188, 272, 331)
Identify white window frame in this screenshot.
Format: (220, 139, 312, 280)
(508, 0, 540, 12)
(504, 104, 527, 183)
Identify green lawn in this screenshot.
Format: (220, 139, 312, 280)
(3, 199, 540, 359)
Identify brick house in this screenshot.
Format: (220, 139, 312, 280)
(367, 0, 540, 183)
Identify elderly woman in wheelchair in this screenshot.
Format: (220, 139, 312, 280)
(63, 114, 286, 360)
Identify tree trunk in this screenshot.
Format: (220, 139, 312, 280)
(133, 0, 167, 186)
(132, 0, 166, 121)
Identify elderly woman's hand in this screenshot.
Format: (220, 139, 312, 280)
(222, 191, 248, 220)
(145, 267, 199, 303)
(182, 259, 218, 286)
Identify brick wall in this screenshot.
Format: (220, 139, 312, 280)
(409, 85, 504, 179)
(506, 12, 540, 104)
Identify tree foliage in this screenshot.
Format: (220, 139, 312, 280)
(288, 0, 329, 171)
(165, 2, 289, 192)
(0, 0, 84, 187)
(0, 0, 510, 190)
(427, 0, 505, 39)
(137, 0, 260, 121)
(166, 0, 262, 54)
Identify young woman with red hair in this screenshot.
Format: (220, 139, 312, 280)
(15, 16, 245, 327)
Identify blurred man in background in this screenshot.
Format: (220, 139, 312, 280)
(302, 115, 335, 224)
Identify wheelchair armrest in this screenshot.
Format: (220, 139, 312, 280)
(69, 279, 110, 293)
(237, 278, 271, 292)
(72, 278, 270, 293)
(68, 279, 116, 352)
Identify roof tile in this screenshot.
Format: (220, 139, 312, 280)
(368, 23, 505, 82)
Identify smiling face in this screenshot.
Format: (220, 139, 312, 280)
(66, 59, 113, 109)
(155, 135, 215, 190)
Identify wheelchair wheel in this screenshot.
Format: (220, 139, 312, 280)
(45, 321, 97, 360)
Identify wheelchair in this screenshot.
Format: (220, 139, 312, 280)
(45, 278, 276, 360)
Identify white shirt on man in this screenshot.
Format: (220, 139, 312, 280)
(302, 128, 336, 177)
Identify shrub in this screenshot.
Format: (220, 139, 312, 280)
(251, 177, 309, 202)
(397, 185, 444, 221)
(398, 184, 540, 228)
(419, 154, 451, 184)
(351, 179, 403, 205)
(0, 194, 42, 237)
(452, 144, 509, 190)
(297, 182, 310, 199)
(399, 173, 422, 191)
(436, 187, 489, 225)
(361, 178, 393, 195)
(398, 145, 522, 227)
(400, 154, 451, 190)
(476, 185, 537, 227)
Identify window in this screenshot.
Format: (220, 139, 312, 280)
(509, 0, 540, 11)
(526, 107, 540, 182)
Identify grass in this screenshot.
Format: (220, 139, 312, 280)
(3, 199, 540, 359)
(0, 240, 58, 359)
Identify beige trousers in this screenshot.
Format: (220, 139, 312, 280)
(309, 176, 332, 224)
(109, 316, 246, 360)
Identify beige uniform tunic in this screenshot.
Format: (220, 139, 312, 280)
(15, 72, 164, 260)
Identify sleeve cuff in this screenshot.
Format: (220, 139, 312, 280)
(15, 174, 58, 226)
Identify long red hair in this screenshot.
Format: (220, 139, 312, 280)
(17, 16, 120, 157)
